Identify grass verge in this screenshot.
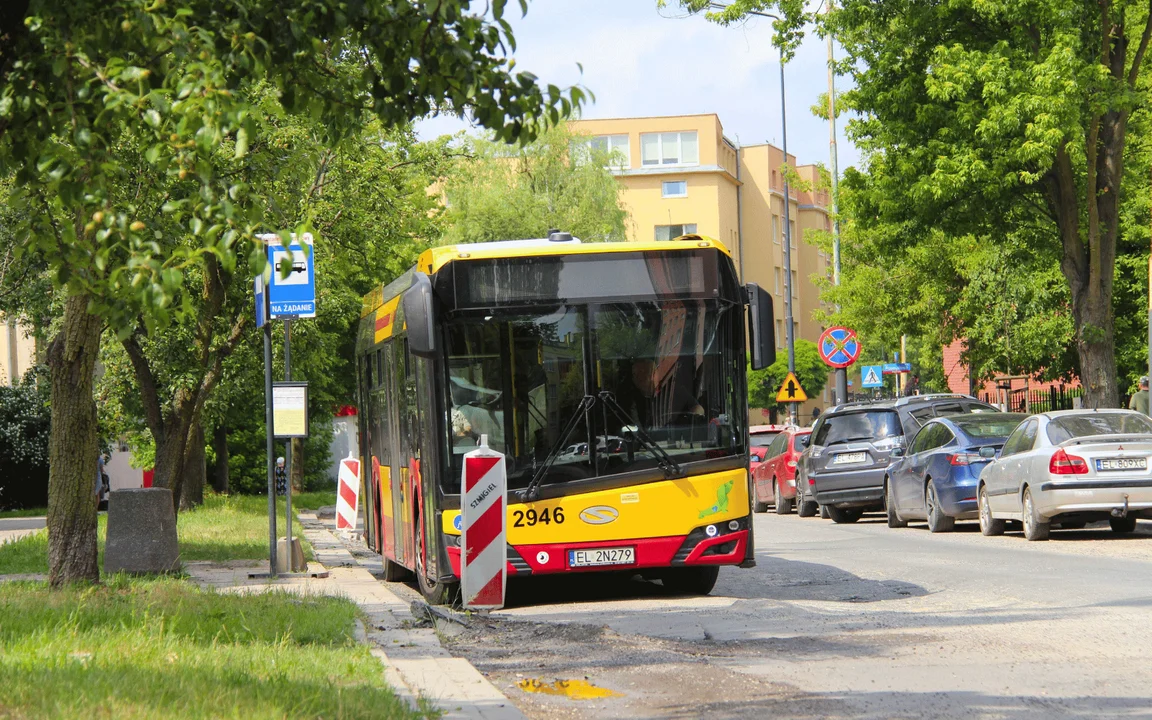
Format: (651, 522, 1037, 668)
(0, 577, 431, 719)
(0, 507, 47, 519)
(0, 493, 319, 575)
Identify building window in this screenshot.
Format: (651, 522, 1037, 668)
(774, 266, 781, 295)
(772, 169, 778, 188)
(654, 223, 697, 241)
(662, 180, 688, 198)
(772, 215, 779, 244)
(791, 270, 798, 298)
(790, 220, 797, 248)
(575, 134, 629, 168)
(793, 321, 799, 341)
(776, 319, 784, 348)
(640, 131, 699, 167)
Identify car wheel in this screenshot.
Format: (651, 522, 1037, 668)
(1110, 516, 1137, 534)
(827, 505, 863, 524)
(1021, 487, 1050, 542)
(796, 480, 818, 517)
(753, 486, 769, 514)
(661, 566, 720, 595)
(820, 504, 831, 519)
(382, 556, 412, 582)
(886, 478, 908, 529)
(979, 485, 1005, 536)
(774, 479, 793, 515)
(925, 481, 955, 533)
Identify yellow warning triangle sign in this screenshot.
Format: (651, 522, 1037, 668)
(775, 372, 808, 403)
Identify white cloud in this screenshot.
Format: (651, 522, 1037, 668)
(415, 0, 859, 170)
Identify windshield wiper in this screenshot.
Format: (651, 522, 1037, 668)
(520, 394, 597, 502)
(598, 391, 684, 480)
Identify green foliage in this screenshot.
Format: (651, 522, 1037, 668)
(0, 578, 428, 719)
(663, 0, 811, 60)
(747, 340, 829, 410)
(0, 372, 51, 510)
(441, 124, 629, 244)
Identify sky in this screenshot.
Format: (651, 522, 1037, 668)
(414, 0, 860, 171)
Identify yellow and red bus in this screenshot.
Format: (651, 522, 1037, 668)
(355, 233, 774, 603)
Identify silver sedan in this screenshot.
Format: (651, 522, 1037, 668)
(977, 409, 1152, 541)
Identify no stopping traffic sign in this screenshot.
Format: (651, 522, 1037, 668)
(819, 327, 861, 369)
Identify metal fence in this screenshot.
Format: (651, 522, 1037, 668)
(979, 385, 1084, 414)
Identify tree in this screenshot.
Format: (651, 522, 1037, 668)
(747, 339, 828, 413)
(675, 0, 1152, 409)
(1, 1, 584, 585)
(441, 124, 628, 243)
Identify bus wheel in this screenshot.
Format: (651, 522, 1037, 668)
(415, 514, 459, 606)
(661, 566, 719, 595)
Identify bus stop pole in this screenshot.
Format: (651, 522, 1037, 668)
(264, 288, 277, 576)
(284, 318, 293, 564)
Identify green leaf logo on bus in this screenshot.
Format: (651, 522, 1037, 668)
(698, 481, 735, 519)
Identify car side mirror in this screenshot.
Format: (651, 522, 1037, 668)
(890, 448, 905, 458)
(402, 272, 436, 357)
(979, 446, 997, 459)
(750, 454, 762, 462)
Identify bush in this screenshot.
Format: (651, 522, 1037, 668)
(0, 373, 50, 510)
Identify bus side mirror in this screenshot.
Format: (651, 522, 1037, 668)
(403, 272, 436, 357)
(746, 282, 776, 370)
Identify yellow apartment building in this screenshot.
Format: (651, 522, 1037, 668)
(571, 114, 835, 421)
(0, 316, 36, 386)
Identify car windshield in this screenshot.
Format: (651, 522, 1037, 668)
(814, 410, 901, 446)
(1046, 413, 1152, 444)
(750, 432, 780, 445)
(952, 413, 1027, 439)
(443, 299, 745, 492)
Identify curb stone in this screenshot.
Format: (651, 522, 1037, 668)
(297, 512, 526, 720)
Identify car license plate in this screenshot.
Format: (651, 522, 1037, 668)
(833, 451, 868, 465)
(1096, 457, 1148, 472)
(568, 546, 635, 568)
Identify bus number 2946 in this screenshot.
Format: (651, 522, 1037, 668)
(512, 507, 565, 527)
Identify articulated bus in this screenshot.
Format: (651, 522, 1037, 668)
(355, 233, 775, 603)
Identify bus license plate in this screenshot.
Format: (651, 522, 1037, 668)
(568, 547, 635, 568)
(1096, 457, 1148, 472)
(833, 451, 868, 465)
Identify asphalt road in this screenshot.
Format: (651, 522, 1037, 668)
(402, 512, 1152, 719)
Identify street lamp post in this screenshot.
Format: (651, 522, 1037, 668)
(706, 3, 796, 423)
(826, 0, 847, 406)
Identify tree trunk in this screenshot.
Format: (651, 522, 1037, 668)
(151, 423, 189, 506)
(211, 424, 229, 494)
(180, 421, 206, 510)
(1070, 286, 1118, 408)
(46, 294, 103, 587)
(290, 437, 304, 492)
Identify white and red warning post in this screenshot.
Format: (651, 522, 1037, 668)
(461, 435, 507, 610)
(335, 455, 360, 530)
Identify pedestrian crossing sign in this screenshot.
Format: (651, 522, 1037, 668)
(861, 365, 884, 388)
(775, 372, 808, 403)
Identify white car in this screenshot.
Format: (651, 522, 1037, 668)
(977, 409, 1152, 540)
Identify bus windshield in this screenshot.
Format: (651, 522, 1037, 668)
(444, 299, 744, 493)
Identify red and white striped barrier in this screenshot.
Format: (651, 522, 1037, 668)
(336, 456, 360, 530)
(461, 435, 507, 610)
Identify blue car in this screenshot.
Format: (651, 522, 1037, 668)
(884, 412, 1027, 532)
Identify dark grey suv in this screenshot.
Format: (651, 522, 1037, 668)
(796, 395, 999, 523)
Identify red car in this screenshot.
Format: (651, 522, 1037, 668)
(753, 427, 811, 514)
(749, 424, 789, 475)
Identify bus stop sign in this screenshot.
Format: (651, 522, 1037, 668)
(261, 232, 316, 319)
(461, 436, 507, 610)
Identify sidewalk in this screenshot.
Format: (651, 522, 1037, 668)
(0, 517, 45, 547)
(186, 513, 524, 720)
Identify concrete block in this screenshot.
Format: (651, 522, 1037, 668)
(104, 488, 180, 574)
(276, 536, 306, 573)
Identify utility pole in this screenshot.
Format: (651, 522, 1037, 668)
(779, 46, 797, 426)
(827, 0, 847, 406)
